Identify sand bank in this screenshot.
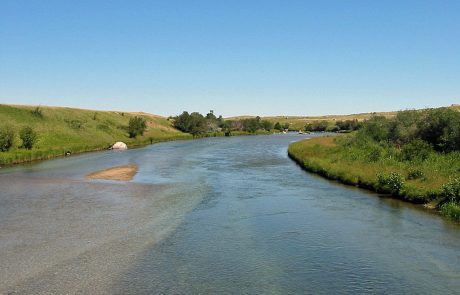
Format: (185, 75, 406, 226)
(86, 164, 138, 181)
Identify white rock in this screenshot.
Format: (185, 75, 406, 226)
(112, 142, 128, 150)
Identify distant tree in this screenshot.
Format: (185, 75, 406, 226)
(206, 110, 217, 121)
(19, 126, 38, 149)
(261, 120, 274, 131)
(274, 122, 283, 131)
(189, 112, 207, 136)
(173, 111, 191, 132)
(0, 126, 14, 152)
(128, 116, 147, 138)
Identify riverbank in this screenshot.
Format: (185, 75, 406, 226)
(288, 136, 460, 220)
(0, 104, 192, 165)
(0, 104, 274, 166)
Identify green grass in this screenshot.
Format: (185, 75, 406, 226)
(288, 136, 460, 219)
(0, 104, 191, 165)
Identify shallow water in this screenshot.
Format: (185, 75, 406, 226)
(1, 134, 459, 294)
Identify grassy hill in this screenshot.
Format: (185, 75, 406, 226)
(0, 104, 190, 165)
(230, 104, 460, 130)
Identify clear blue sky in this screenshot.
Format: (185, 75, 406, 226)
(1, 1, 459, 117)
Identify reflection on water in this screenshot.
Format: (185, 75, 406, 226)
(1, 134, 459, 294)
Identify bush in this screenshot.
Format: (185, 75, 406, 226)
(19, 126, 38, 149)
(128, 116, 147, 138)
(441, 178, 460, 203)
(0, 126, 14, 152)
(406, 169, 425, 180)
(440, 202, 460, 220)
(367, 147, 382, 162)
(400, 139, 433, 161)
(377, 172, 405, 194)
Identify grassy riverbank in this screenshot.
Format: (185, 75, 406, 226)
(0, 104, 191, 165)
(288, 136, 460, 220)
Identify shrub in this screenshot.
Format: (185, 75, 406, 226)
(440, 202, 460, 220)
(441, 178, 460, 203)
(376, 172, 405, 194)
(406, 169, 425, 180)
(19, 126, 37, 149)
(0, 126, 14, 152)
(367, 147, 382, 162)
(400, 139, 433, 161)
(128, 116, 147, 138)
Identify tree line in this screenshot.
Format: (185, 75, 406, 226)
(172, 110, 274, 136)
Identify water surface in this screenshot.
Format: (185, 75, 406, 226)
(1, 134, 459, 294)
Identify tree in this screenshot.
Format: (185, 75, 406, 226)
(0, 126, 14, 152)
(19, 126, 37, 149)
(261, 120, 273, 131)
(128, 116, 147, 138)
(274, 122, 283, 131)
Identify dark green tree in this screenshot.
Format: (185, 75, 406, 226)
(128, 116, 147, 138)
(19, 126, 38, 149)
(0, 126, 14, 152)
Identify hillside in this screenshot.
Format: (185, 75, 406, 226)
(0, 104, 190, 165)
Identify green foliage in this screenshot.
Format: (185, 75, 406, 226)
(335, 119, 361, 131)
(0, 126, 14, 152)
(174, 111, 271, 135)
(19, 126, 38, 149)
(376, 172, 405, 194)
(274, 122, 283, 131)
(358, 116, 389, 142)
(441, 178, 460, 203)
(440, 202, 460, 220)
(128, 116, 147, 138)
(261, 120, 274, 131)
(417, 108, 460, 152)
(366, 146, 382, 162)
(401, 139, 433, 161)
(305, 121, 328, 132)
(406, 169, 425, 180)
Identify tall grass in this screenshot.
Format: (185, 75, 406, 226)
(288, 136, 460, 219)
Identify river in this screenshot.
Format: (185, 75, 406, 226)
(0, 134, 459, 294)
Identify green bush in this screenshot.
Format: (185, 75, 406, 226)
(401, 139, 433, 161)
(128, 116, 147, 138)
(406, 169, 425, 180)
(19, 126, 38, 149)
(0, 126, 15, 152)
(441, 178, 460, 203)
(440, 202, 460, 220)
(377, 172, 405, 194)
(367, 147, 382, 162)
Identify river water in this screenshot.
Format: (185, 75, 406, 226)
(0, 134, 459, 294)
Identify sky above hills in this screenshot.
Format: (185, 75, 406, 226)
(1, 0, 459, 117)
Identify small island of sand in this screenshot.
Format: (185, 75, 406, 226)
(86, 164, 138, 181)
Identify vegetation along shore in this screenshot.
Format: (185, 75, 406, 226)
(288, 106, 460, 220)
(0, 105, 273, 165)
